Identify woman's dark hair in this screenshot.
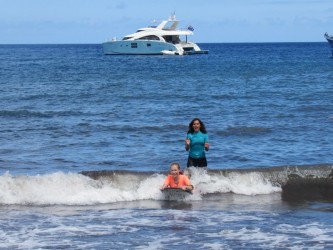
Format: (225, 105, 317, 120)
(187, 118, 207, 134)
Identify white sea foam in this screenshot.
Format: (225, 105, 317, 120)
(276, 223, 333, 242)
(188, 167, 281, 195)
(221, 227, 290, 248)
(0, 169, 281, 205)
(0, 171, 168, 205)
(0, 204, 332, 249)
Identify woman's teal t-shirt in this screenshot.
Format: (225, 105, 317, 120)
(187, 131, 209, 159)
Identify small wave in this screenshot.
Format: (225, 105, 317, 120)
(295, 105, 332, 113)
(217, 126, 272, 137)
(110, 124, 187, 134)
(0, 110, 86, 119)
(0, 110, 52, 118)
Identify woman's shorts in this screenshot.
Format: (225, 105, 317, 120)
(187, 156, 207, 168)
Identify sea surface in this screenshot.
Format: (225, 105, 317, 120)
(0, 43, 332, 249)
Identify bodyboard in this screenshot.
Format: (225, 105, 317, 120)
(162, 188, 192, 201)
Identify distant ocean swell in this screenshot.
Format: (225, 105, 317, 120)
(0, 164, 331, 205)
(217, 126, 272, 137)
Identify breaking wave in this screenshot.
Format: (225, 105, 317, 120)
(0, 164, 332, 205)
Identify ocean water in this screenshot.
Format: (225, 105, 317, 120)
(0, 43, 332, 249)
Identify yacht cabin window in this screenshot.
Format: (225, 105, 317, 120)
(137, 35, 160, 41)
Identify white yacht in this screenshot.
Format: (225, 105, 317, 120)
(102, 14, 208, 55)
(324, 32, 333, 56)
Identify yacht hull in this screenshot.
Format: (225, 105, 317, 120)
(103, 40, 179, 55)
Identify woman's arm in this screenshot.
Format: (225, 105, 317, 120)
(204, 142, 210, 151)
(185, 139, 190, 151)
(204, 134, 209, 151)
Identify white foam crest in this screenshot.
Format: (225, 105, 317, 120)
(189, 167, 231, 194)
(0, 172, 106, 205)
(136, 174, 166, 200)
(228, 172, 281, 195)
(0, 171, 202, 205)
(0, 169, 281, 205)
(0, 172, 168, 205)
(188, 168, 281, 195)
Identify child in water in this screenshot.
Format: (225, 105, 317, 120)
(161, 162, 193, 192)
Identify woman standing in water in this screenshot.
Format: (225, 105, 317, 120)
(185, 118, 209, 168)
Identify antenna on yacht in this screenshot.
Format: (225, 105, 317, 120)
(170, 11, 176, 20)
